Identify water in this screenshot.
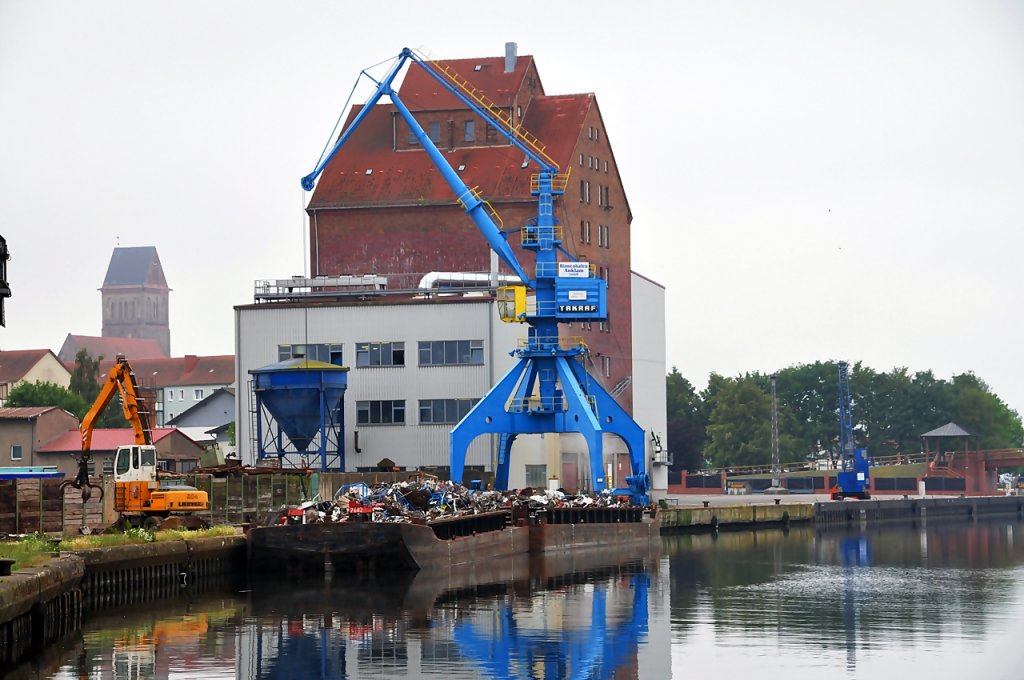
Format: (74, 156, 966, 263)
(31, 517, 1024, 679)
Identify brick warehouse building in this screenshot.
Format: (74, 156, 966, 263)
(306, 45, 636, 413)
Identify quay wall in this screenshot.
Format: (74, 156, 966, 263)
(660, 501, 815, 531)
(660, 494, 1024, 531)
(0, 536, 245, 671)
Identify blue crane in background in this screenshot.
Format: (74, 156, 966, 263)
(301, 48, 649, 504)
(832, 361, 871, 500)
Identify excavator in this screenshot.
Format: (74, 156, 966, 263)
(78, 355, 209, 530)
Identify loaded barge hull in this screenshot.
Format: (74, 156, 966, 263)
(247, 507, 659, 572)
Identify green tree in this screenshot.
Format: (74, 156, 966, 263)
(6, 381, 88, 418)
(68, 349, 124, 428)
(703, 377, 774, 468)
(949, 373, 1024, 448)
(665, 367, 705, 471)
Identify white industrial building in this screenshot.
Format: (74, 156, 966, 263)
(234, 272, 666, 495)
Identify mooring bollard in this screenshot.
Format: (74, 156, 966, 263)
(702, 501, 710, 508)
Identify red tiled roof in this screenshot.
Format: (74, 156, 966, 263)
(398, 55, 537, 111)
(37, 427, 182, 453)
(62, 335, 167, 361)
(0, 406, 64, 419)
(94, 355, 235, 388)
(0, 349, 57, 383)
(308, 93, 592, 209)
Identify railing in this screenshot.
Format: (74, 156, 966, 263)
(416, 50, 559, 170)
(531, 171, 571, 194)
(516, 336, 587, 352)
(522, 224, 563, 247)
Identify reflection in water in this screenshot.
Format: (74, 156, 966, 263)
(239, 551, 663, 680)
(34, 517, 1024, 679)
(44, 548, 664, 680)
(668, 517, 1024, 679)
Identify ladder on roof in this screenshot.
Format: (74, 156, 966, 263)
(414, 50, 559, 171)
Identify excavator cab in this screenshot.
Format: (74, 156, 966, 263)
(113, 444, 159, 514)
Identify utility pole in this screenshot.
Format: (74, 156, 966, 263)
(770, 373, 781, 489)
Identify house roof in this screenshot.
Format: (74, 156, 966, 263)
(0, 406, 66, 420)
(96, 355, 234, 388)
(921, 422, 973, 438)
(0, 349, 59, 383)
(37, 427, 183, 453)
(61, 335, 168, 362)
(101, 246, 169, 289)
(307, 93, 592, 209)
(398, 54, 538, 111)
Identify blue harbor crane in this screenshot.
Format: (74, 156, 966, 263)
(832, 361, 871, 500)
(301, 48, 649, 504)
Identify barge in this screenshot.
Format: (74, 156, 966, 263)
(247, 505, 660, 572)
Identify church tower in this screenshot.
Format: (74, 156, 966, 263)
(100, 246, 171, 355)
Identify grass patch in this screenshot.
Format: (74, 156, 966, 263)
(59, 525, 237, 552)
(0, 534, 59, 570)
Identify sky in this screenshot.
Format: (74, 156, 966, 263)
(1, 1, 1022, 415)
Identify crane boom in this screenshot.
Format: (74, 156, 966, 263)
(81, 356, 152, 453)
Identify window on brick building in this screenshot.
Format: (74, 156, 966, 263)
(408, 124, 418, 145)
(604, 160, 609, 173)
(429, 121, 442, 144)
(465, 120, 476, 142)
(579, 153, 584, 166)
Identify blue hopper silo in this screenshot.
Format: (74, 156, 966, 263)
(250, 358, 349, 471)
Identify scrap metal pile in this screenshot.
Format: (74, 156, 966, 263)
(281, 479, 637, 525)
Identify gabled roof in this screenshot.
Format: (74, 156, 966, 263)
(921, 422, 973, 438)
(37, 427, 183, 453)
(307, 93, 593, 209)
(0, 349, 61, 383)
(97, 355, 234, 388)
(101, 246, 169, 289)
(0, 406, 68, 420)
(398, 55, 538, 111)
(60, 335, 168, 362)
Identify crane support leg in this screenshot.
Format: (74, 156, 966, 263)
(451, 354, 647, 502)
(564, 358, 649, 504)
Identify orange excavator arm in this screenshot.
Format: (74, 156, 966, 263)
(80, 356, 153, 453)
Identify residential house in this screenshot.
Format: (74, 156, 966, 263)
(0, 406, 79, 469)
(0, 349, 72, 405)
(166, 387, 235, 430)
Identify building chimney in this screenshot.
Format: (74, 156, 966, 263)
(504, 42, 518, 73)
(184, 354, 199, 373)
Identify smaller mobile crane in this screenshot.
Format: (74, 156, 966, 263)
(831, 361, 871, 500)
(79, 355, 209, 529)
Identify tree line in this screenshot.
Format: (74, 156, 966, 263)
(667, 361, 1024, 471)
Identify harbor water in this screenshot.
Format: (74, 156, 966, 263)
(31, 516, 1024, 679)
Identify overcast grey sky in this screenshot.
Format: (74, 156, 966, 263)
(2, 1, 1022, 415)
